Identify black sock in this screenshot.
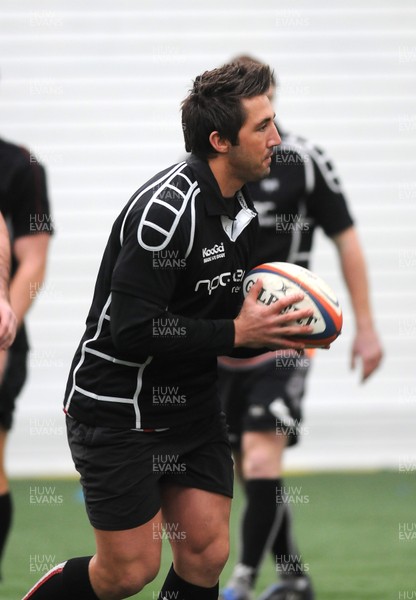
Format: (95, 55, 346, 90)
(160, 564, 219, 600)
(0, 491, 12, 578)
(240, 478, 285, 585)
(271, 503, 305, 578)
(22, 556, 99, 599)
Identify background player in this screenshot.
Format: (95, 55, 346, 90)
(0, 213, 17, 351)
(0, 138, 52, 581)
(21, 61, 319, 600)
(219, 55, 383, 600)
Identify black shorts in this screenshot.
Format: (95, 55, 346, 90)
(218, 354, 311, 448)
(0, 349, 28, 431)
(66, 411, 234, 531)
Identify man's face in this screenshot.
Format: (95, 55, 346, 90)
(227, 94, 281, 184)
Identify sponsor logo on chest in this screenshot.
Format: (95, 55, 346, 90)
(195, 269, 245, 296)
(202, 242, 225, 263)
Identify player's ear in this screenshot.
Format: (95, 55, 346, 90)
(209, 131, 231, 154)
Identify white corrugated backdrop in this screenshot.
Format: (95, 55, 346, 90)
(1, 0, 415, 475)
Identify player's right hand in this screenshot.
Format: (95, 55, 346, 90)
(233, 278, 314, 350)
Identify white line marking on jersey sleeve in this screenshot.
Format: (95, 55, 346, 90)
(84, 346, 144, 368)
(74, 386, 135, 404)
(64, 294, 113, 414)
(119, 162, 187, 247)
(132, 355, 153, 429)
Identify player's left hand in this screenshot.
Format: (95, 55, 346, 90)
(351, 327, 383, 382)
(0, 296, 17, 349)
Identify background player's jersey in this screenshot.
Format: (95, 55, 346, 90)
(251, 126, 353, 268)
(218, 127, 354, 371)
(0, 138, 52, 352)
(64, 155, 258, 430)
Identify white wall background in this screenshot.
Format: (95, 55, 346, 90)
(1, 0, 415, 475)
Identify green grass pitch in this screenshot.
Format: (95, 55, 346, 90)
(2, 471, 415, 599)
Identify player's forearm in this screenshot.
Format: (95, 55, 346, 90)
(111, 290, 235, 359)
(0, 214, 11, 300)
(333, 227, 376, 331)
(9, 259, 47, 328)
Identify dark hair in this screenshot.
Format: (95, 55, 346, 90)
(231, 54, 277, 88)
(181, 61, 273, 159)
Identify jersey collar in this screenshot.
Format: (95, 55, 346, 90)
(186, 154, 255, 219)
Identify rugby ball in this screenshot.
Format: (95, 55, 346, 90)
(243, 262, 343, 347)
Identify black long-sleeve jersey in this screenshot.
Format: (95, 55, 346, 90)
(250, 127, 354, 268)
(64, 155, 258, 429)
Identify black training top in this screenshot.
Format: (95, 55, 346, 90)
(0, 138, 52, 352)
(249, 127, 354, 268)
(64, 155, 258, 429)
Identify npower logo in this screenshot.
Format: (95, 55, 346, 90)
(195, 269, 245, 295)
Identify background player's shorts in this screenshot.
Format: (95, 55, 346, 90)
(218, 354, 311, 448)
(0, 350, 28, 431)
(67, 410, 234, 531)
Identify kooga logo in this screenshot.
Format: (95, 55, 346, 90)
(202, 242, 225, 263)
